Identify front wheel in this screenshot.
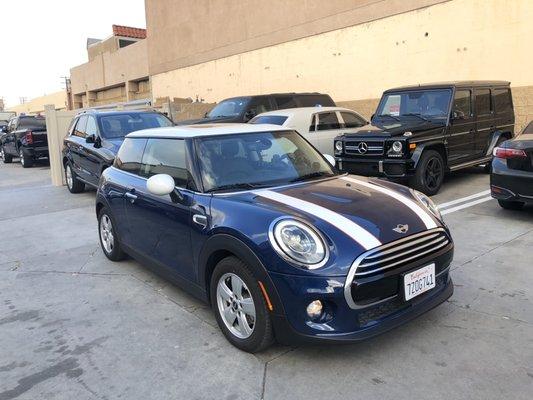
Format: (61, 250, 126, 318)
(98, 208, 126, 261)
(210, 256, 274, 353)
(498, 200, 524, 210)
(409, 150, 445, 196)
(19, 149, 33, 168)
(0, 146, 12, 163)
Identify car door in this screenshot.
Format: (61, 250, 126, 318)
(68, 115, 89, 179)
(82, 115, 105, 186)
(123, 138, 195, 282)
(473, 88, 493, 157)
(312, 111, 342, 154)
(448, 89, 476, 163)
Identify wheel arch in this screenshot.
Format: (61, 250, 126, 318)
(412, 142, 447, 169)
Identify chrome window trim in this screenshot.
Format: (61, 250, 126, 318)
(343, 227, 450, 309)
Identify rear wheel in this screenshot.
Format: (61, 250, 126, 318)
(0, 146, 12, 163)
(98, 208, 126, 261)
(410, 150, 445, 196)
(210, 256, 274, 353)
(19, 149, 33, 168)
(498, 200, 524, 210)
(65, 163, 85, 193)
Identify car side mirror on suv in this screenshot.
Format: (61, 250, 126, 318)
(244, 110, 256, 122)
(86, 134, 96, 144)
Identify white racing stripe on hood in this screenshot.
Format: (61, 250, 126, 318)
(254, 190, 382, 251)
(341, 177, 437, 229)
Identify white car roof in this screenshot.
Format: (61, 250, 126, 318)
(253, 106, 360, 118)
(127, 123, 289, 138)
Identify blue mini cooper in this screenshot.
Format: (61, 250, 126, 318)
(96, 123, 453, 352)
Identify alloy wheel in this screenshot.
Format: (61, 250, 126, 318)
(216, 273, 256, 339)
(19, 150, 24, 166)
(424, 157, 443, 190)
(66, 165, 73, 189)
(0, 147, 4, 161)
(100, 214, 115, 254)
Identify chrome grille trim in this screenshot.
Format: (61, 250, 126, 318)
(344, 228, 451, 309)
(344, 140, 384, 156)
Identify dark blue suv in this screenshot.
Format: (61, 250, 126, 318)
(96, 123, 454, 352)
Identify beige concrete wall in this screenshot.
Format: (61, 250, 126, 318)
(88, 37, 119, 61)
(151, 0, 533, 108)
(8, 91, 68, 114)
(71, 40, 149, 97)
(146, 0, 448, 76)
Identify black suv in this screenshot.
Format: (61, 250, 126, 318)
(178, 92, 336, 125)
(1, 115, 48, 168)
(334, 81, 515, 195)
(62, 109, 173, 193)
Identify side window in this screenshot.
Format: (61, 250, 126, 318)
(274, 96, 298, 110)
(114, 138, 147, 174)
(309, 115, 317, 132)
(248, 97, 273, 116)
(452, 90, 471, 119)
(340, 112, 366, 128)
(67, 118, 78, 136)
(73, 115, 88, 138)
(140, 138, 192, 188)
(475, 89, 491, 116)
(493, 88, 512, 114)
(316, 112, 341, 131)
(85, 116, 98, 137)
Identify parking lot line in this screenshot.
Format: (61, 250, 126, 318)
(437, 190, 491, 210)
(440, 195, 493, 215)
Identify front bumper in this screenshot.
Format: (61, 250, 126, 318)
(269, 252, 453, 345)
(336, 157, 415, 179)
(490, 158, 533, 204)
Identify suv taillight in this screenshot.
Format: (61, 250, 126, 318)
(493, 147, 527, 159)
(25, 131, 33, 144)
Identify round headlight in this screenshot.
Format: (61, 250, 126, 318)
(335, 141, 343, 152)
(413, 190, 442, 221)
(270, 219, 328, 269)
(392, 141, 403, 153)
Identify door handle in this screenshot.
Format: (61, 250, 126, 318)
(192, 214, 208, 228)
(125, 192, 138, 203)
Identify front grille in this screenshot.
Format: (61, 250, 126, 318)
(344, 140, 384, 156)
(354, 228, 451, 277)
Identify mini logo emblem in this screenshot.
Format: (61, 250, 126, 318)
(357, 142, 368, 154)
(393, 224, 409, 234)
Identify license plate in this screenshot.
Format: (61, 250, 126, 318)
(403, 264, 436, 301)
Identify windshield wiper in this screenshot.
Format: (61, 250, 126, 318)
(206, 182, 267, 193)
(290, 171, 334, 183)
(402, 113, 431, 122)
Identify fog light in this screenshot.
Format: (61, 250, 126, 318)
(306, 300, 323, 318)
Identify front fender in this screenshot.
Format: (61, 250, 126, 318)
(411, 140, 446, 168)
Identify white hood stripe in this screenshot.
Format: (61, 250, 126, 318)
(254, 190, 382, 251)
(341, 177, 437, 229)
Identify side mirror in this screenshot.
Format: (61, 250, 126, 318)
(244, 110, 256, 122)
(204, 112, 209, 118)
(323, 154, 336, 166)
(86, 134, 96, 144)
(147, 174, 185, 203)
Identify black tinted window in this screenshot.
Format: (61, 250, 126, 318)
(297, 95, 335, 107)
(275, 97, 297, 109)
(340, 112, 366, 128)
(317, 112, 340, 130)
(99, 113, 172, 139)
(114, 138, 147, 174)
(493, 89, 512, 114)
(18, 116, 46, 130)
(248, 98, 273, 116)
(140, 139, 192, 188)
(250, 115, 288, 125)
(475, 89, 491, 116)
(452, 90, 471, 119)
(73, 116, 88, 138)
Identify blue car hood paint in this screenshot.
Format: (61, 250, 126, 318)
(103, 138, 125, 155)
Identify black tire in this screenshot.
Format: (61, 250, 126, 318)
(498, 200, 524, 210)
(484, 136, 508, 173)
(409, 150, 445, 196)
(210, 256, 274, 353)
(97, 207, 126, 261)
(1, 146, 12, 163)
(65, 162, 85, 193)
(19, 149, 33, 168)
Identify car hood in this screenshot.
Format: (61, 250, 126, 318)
(234, 175, 441, 252)
(103, 138, 125, 155)
(176, 115, 241, 125)
(341, 120, 445, 138)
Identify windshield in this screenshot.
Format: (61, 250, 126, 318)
(207, 97, 250, 118)
(376, 89, 452, 121)
(99, 113, 173, 139)
(197, 130, 336, 192)
(19, 116, 46, 130)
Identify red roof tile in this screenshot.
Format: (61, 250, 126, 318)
(112, 25, 146, 39)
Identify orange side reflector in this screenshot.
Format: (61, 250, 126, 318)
(258, 281, 274, 312)
(409, 143, 417, 150)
